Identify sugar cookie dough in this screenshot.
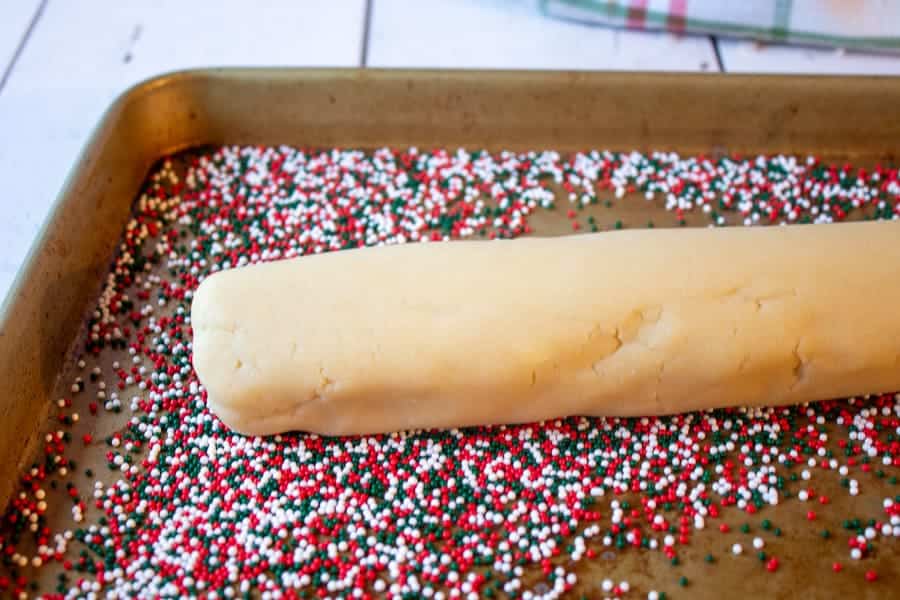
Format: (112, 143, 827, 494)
(191, 220, 900, 436)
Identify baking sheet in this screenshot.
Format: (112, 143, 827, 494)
(2, 70, 900, 598)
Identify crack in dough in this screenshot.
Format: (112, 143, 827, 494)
(642, 305, 663, 323)
(652, 360, 666, 408)
(309, 366, 335, 404)
(790, 340, 807, 391)
(612, 327, 623, 349)
(591, 306, 666, 376)
(757, 288, 799, 311)
(196, 321, 238, 334)
(716, 286, 799, 313)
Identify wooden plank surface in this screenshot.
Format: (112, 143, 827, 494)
(0, 0, 366, 302)
(0, 0, 43, 86)
(368, 0, 720, 71)
(718, 39, 900, 75)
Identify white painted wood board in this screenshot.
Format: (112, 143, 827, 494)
(368, 0, 719, 71)
(0, 0, 366, 302)
(719, 39, 900, 75)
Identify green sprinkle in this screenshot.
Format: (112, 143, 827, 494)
(761, 519, 771, 530)
(705, 553, 715, 563)
(679, 576, 689, 587)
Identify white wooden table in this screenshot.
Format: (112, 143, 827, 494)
(2, 0, 899, 304)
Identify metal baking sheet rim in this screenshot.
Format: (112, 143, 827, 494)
(2, 68, 900, 512)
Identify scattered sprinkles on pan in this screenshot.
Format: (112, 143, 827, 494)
(2, 146, 900, 599)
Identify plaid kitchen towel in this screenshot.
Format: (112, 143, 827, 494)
(541, 0, 900, 53)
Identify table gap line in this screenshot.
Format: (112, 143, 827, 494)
(711, 35, 726, 72)
(0, 0, 49, 95)
(360, 0, 374, 66)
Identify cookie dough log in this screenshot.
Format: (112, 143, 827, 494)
(191, 220, 900, 437)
